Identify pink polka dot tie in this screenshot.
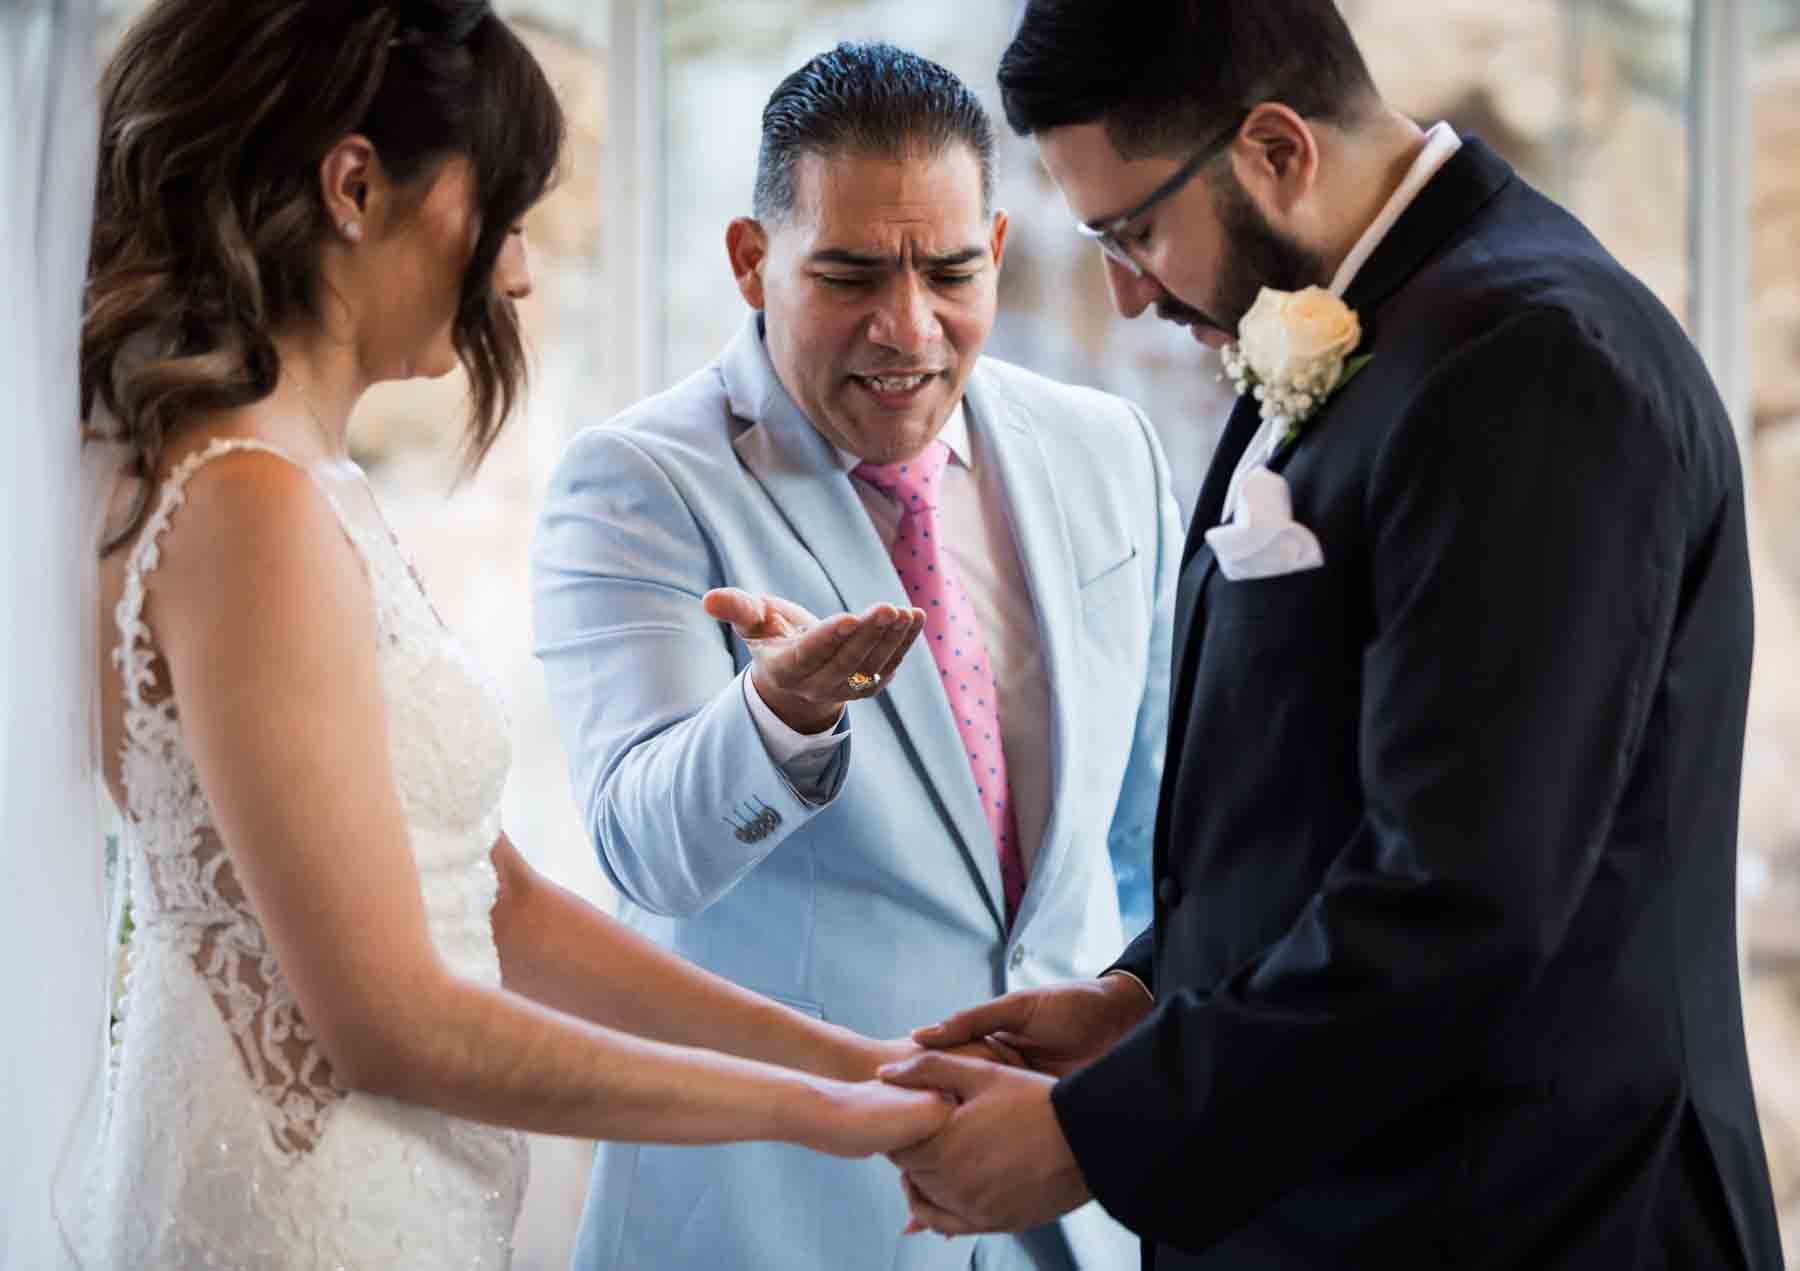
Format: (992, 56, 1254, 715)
(854, 441, 1026, 926)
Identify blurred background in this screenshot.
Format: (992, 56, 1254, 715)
(92, 0, 1800, 1263)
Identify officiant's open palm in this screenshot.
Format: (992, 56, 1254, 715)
(702, 588, 925, 734)
(912, 976, 1152, 1078)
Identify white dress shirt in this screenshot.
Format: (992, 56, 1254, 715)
(1220, 122, 1463, 523)
(745, 400, 1053, 876)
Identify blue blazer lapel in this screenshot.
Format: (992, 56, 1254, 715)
(963, 370, 1081, 933)
(723, 318, 1007, 931)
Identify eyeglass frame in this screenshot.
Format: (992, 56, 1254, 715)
(1074, 112, 1250, 278)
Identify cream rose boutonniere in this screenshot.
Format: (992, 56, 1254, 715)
(1220, 286, 1371, 447)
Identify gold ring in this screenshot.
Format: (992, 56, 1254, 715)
(847, 671, 881, 694)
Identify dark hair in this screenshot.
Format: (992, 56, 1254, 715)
(83, 0, 566, 554)
(753, 41, 997, 222)
(998, 0, 1379, 157)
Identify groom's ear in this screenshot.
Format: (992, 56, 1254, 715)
(726, 217, 771, 310)
(1233, 103, 1319, 217)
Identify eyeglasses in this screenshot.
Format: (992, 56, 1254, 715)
(1074, 114, 1247, 278)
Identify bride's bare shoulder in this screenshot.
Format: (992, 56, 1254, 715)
(130, 429, 369, 639)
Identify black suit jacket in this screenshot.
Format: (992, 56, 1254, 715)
(1052, 139, 1784, 1270)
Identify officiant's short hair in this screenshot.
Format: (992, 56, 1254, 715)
(998, 0, 1380, 159)
(753, 42, 997, 223)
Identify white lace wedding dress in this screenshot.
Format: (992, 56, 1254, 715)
(89, 438, 529, 1268)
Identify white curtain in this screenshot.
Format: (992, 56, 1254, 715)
(0, 1, 108, 1267)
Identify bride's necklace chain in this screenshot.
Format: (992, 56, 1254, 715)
(285, 374, 371, 495)
(284, 375, 373, 516)
(289, 377, 339, 455)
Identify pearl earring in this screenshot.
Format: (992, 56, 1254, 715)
(340, 219, 363, 243)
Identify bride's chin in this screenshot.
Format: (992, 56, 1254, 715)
(409, 351, 461, 381)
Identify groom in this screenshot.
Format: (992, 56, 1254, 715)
(883, 2, 1787, 1267)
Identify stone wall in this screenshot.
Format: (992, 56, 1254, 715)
(1356, 9, 1800, 1246)
(1753, 43, 1800, 430)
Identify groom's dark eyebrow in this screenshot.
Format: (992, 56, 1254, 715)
(809, 247, 987, 269)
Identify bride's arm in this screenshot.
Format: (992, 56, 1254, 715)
(147, 453, 945, 1154)
(486, 836, 905, 1081)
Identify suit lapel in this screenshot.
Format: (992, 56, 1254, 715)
(724, 318, 1007, 931)
(1174, 393, 1262, 645)
(1152, 397, 1337, 880)
(963, 371, 1082, 933)
(1156, 392, 1262, 838)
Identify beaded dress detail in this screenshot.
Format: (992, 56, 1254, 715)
(90, 439, 527, 1268)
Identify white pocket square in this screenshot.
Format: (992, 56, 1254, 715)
(1203, 467, 1325, 582)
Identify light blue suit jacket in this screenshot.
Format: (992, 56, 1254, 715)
(533, 316, 1180, 1271)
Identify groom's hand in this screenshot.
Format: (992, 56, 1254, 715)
(879, 1054, 1090, 1235)
(702, 588, 925, 735)
(848, 1035, 1026, 1081)
(911, 974, 1152, 1077)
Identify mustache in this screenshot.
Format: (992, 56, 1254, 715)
(1155, 297, 1219, 330)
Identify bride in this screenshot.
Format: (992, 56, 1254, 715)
(3, 0, 961, 1267)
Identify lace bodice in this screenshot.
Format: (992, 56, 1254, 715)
(93, 438, 527, 1268)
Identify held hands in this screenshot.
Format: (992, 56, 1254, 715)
(877, 976, 1154, 1235)
(879, 1054, 1089, 1236)
(792, 1030, 1035, 1162)
(702, 588, 926, 735)
(800, 1077, 954, 1160)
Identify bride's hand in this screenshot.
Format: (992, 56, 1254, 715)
(802, 1079, 952, 1158)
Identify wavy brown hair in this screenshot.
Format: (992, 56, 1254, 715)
(83, 0, 566, 554)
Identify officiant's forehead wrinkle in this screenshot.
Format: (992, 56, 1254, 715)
(797, 153, 992, 270)
(806, 246, 988, 271)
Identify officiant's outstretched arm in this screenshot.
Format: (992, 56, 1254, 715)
(532, 40, 1177, 1271)
(891, 3, 1784, 1267)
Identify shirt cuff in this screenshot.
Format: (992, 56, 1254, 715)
(742, 670, 849, 766)
(1102, 969, 1154, 1004)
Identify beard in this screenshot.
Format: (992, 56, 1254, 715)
(1157, 170, 1327, 335)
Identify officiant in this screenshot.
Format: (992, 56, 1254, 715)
(532, 40, 1178, 1271)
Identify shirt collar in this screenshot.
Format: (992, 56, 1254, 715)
(1327, 121, 1463, 298)
(827, 400, 973, 474)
